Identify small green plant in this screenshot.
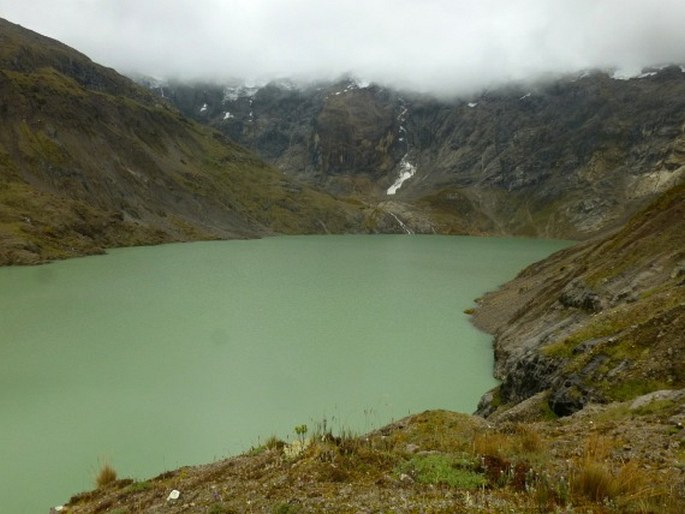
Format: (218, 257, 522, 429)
(127, 480, 151, 493)
(397, 454, 487, 489)
(294, 424, 308, 444)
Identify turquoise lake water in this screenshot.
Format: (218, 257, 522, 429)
(0, 235, 571, 512)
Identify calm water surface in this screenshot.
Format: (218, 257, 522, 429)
(0, 235, 570, 512)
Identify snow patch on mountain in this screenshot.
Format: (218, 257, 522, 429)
(387, 155, 417, 195)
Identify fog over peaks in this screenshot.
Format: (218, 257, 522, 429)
(2, 0, 685, 94)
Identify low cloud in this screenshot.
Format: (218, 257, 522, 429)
(2, 0, 685, 94)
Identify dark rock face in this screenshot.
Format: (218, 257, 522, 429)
(548, 377, 592, 417)
(148, 69, 685, 238)
(313, 87, 401, 176)
(498, 351, 561, 405)
(559, 279, 604, 312)
(153, 79, 407, 194)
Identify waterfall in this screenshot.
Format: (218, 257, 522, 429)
(388, 212, 413, 234)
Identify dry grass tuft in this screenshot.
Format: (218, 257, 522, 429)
(568, 434, 672, 510)
(572, 459, 617, 502)
(472, 430, 513, 458)
(95, 463, 117, 488)
(514, 423, 544, 454)
(583, 433, 613, 461)
(263, 435, 285, 450)
(570, 435, 617, 502)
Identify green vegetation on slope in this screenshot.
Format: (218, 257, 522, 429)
(62, 405, 685, 512)
(0, 18, 364, 265)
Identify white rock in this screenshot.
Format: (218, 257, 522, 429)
(167, 489, 181, 501)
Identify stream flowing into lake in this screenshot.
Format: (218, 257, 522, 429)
(0, 235, 571, 512)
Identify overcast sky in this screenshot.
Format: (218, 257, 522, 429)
(2, 0, 685, 93)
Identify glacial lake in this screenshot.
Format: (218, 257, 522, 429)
(0, 235, 570, 512)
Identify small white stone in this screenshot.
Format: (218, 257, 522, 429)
(167, 489, 181, 501)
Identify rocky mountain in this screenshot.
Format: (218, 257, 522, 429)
(149, 69, 685, 238)
(0, 19, 365, 265)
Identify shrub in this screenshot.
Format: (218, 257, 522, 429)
(478, 454, 531, 490)
(532, 472, 569, 510)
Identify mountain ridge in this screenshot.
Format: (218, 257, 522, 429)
(0, 18, 366, 265)
(149, 69, 685, 239)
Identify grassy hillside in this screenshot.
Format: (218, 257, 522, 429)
(62, 399, 685, 513)
(0, 18, 364, 264)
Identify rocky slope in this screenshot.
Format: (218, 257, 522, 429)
(148, 70, 685, 238)
(473, 182, 685, 418)
(0, 19, 366, 265)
